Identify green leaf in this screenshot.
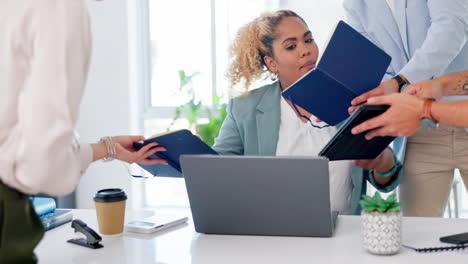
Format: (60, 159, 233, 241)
(377, 206, 388, 213)
(213, 95, 220, 105)
(382, 200, 393, 208)
(373, 192, 383, 202)
(376, 198, 385, 206)
(389, 202, 401, 210)
(178, 70, 186, 80)
(178, 70, 200, 90)
(386, 193, 397, 203)
(359, 200, 367, 208)
(364, 206, 377, 212)
(388, 207, 400, 212)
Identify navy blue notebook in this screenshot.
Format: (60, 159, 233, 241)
(133, 129, 218, 177)
(282, 20, 391, 126)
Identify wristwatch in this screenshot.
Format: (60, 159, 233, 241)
(392, 75, 409, 92)
(420, 98, 439, 129)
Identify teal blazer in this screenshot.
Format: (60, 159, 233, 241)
(213, 82, 403, 215)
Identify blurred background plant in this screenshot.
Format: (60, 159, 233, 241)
(167, 70, 227, 146)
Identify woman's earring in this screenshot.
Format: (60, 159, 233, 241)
(270, 72, 278, 81)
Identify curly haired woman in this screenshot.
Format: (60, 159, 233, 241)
(213, 10, 404, 215)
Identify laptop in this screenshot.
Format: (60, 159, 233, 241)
(180, 155, 338, 237)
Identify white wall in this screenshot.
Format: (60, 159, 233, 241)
(281, 0, 346, 52)
(75, 0, 142, 209)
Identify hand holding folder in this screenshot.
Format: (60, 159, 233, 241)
(132, 129, 218, 178)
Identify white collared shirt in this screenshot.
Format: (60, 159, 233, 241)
(0, 0, 93, 195)
(276, 97, 352, 214)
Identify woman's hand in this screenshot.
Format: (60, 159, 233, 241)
(352, 148, 395, 185)
(92, 136, 168, 165)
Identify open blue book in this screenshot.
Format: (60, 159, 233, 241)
(282, 20, 391, 126)
(31, 197, 73, 231)
(133, 129, 218, 177)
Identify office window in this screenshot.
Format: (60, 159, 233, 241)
(140, 0, 279, 208)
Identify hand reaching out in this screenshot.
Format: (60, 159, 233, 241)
(92, 136, 168, 165)
(113, 136, 168, 165)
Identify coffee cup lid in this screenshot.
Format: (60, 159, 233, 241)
(94, 188, 127, 203)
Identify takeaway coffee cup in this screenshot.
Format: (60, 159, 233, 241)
(94, 188, 127, 235)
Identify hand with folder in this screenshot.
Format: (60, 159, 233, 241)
(350, 94, 423, 139)
(92, 136, 168, 165)
(348, 76, 405, 115)
(351, 71, 468, 138)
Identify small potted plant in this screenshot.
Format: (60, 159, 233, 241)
(360, 192, 402, 255)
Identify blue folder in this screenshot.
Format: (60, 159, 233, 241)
(133, 129, 218, 177)
(282, 20, 391, 126)
(31, 197, 56, 216)
(31, 197, 73, 231)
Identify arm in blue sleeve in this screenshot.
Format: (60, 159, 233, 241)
(342, 0, 372, 40)
(399, 0, 468, 83)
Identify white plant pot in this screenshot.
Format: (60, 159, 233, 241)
(361, 211, 402, 255)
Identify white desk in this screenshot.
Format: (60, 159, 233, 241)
(36, 209, 468, 263)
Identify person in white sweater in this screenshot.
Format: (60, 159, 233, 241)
(0, 1, 166, 262)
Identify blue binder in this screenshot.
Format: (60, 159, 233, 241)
(31, 197, 56, 216)
(31, 197, 73, 231)
(133, 129, 218, 177)
(282, 20, 391, 126)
